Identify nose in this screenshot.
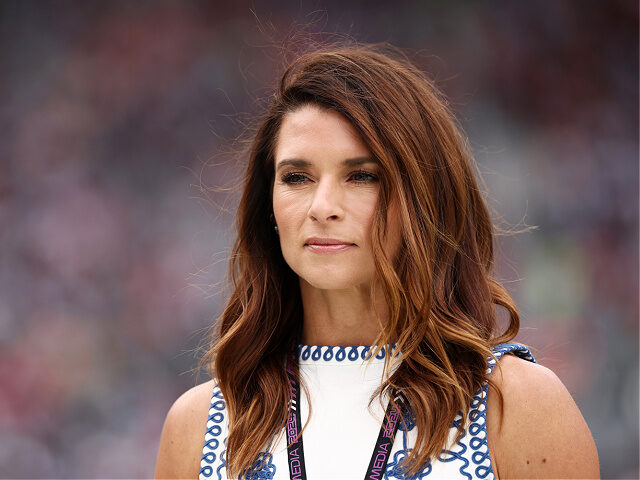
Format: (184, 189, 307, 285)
(307, 178, 344, 222)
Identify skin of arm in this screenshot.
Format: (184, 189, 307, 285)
(486, 354, 600, 479)
(154, 379, 215, 480)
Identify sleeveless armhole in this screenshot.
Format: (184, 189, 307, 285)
(473, 342, 536, 480)
(199, 383, 228, 480)
(386, 343, 537, 480)
(486, 343, 536, 375)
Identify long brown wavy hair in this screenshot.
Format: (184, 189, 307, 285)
(202, 42, 521, 477)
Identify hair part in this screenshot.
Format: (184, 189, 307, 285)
(201, 42, 521, 477)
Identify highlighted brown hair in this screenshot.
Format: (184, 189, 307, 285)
(202, 43, 520, 477)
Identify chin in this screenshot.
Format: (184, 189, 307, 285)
(297, 267, 375, 291)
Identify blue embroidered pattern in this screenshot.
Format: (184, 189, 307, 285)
(467, 389, 491, 479)
(297, 344, 397, 363)
(244, 452, 276, 480)
(386, 413, 433, 479)
(400, 404, 416, 433)
(384, 342, 535, 479)
(198, 342, 535, 480)
(199, 384, 227, 480)
(438, 431, 472, 480)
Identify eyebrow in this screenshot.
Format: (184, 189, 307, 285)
(275, 156, 378, 171)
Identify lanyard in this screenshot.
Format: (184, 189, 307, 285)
(285, 357, 402, 480)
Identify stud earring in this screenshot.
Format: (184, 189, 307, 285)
(270, 213, 279, 235)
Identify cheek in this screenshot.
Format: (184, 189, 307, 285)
(272, 189, 306, 235)
(347, 192, 378, 240)
(361, 207, 377, 241)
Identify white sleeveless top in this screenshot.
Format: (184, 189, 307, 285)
(199, 342, 535, 480)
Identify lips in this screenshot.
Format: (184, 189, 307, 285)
(305, 237, 353, 245)
(304, 237, 355, 253)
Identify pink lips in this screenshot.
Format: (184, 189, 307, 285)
(304, 237, 355, 253)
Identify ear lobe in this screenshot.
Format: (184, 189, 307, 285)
(270, 213, 279, 234)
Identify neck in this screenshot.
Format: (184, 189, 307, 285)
(299, 279, 395, 346)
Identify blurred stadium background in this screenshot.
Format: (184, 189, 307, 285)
(0, 0, 637, 477)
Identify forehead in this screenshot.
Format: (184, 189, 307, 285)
(274, 105, 371, 164)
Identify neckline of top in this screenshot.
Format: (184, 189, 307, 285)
(297, 344, 398, 364)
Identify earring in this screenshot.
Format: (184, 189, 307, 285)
(270, 213, 279, 235)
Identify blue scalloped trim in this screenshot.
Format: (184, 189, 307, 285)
(297, 344, 397, 363)
(200, 343, 534, 479)
(386, 421, 433, 479)
(487, 342, 536, 375)
(461, 384, 492, 479)
(384, 342, 534, 479)
(438, 432, 472, 480)
(244, 452, 276, 480)
(199, 385, 227, 480)
(462, 342, 535, 480)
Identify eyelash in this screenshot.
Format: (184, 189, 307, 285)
(280, 170, 379, 185)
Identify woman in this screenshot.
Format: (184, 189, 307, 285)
(155, 44, 599, 479)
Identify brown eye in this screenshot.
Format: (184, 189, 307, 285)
(350, 170, 378, 183)
(282, 173, 309, 184)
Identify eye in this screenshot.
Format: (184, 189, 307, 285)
(281, 172, 309, 184)
(349, 170, 378, 183)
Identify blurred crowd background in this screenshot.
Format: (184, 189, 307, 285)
(0, 0, 637, 477)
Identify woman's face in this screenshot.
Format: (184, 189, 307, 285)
(272, 104, 401, 291)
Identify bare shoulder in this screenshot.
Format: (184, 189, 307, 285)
(154, 379, 216, 480)
(486, 354, 599, 480)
